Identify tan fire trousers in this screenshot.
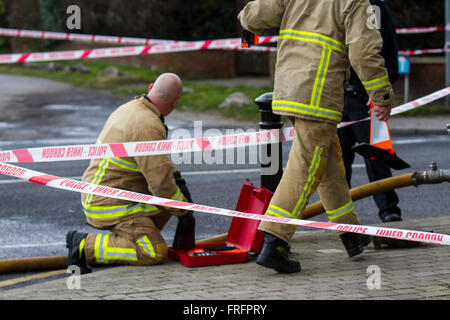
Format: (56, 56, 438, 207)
(84, 211, 172, 266)
(258, 117, 360, 243)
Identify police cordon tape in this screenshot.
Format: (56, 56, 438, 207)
(390, 86, 450, 115)
(0, 128, 294, 163)
(0, 25, 444, 46)
(396, 26, 445, 34)
(0, 35, 277, 65)
(0, 27, 279, 47)
(1, 86, 449, 164)
(1, 25, 448, 63)
(398, 48, 446, 56)
(0, 38, 444, 62)
(0, 161, 449, 246)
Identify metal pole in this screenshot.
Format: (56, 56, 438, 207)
(255, 92, 283, 192)
(404, 73, 409, 104)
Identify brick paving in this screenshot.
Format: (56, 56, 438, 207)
(1, 216, 449, 300)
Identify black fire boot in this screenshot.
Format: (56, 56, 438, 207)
(66, 230, 92, 274)
(256, 232, 301, 274)
(340, 232, 372, 257)
(359, 234, 372, 247)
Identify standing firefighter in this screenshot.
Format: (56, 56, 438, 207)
(66, 73, 195, 274)
(239, 0, 393, 273)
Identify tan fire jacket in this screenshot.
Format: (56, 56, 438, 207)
(240, 0, 394, 124)
(81, 95, 184, 228)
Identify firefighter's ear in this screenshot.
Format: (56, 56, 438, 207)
(148, 83, 154, 93)
(172, 97, 180, 108)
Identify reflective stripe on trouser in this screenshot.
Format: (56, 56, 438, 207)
(84, 215, 169, 266)
(82, 187, 182, 221)
(82, 202, 159, 220)
(258, 117, 360, 243)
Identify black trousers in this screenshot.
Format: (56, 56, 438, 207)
(338, 92, 401, 220)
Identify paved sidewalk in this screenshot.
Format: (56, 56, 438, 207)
(388, 115, 450, 135)
(1, 215, 449, 300)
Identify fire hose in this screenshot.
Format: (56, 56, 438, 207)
(0, 163, 448, 274)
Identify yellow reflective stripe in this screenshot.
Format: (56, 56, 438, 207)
(327, 201, 355, 220)
(94, 234, 100, 263)
(137, 235, 156, 258)
(310, 46, 327, 106)
(279, 29, 348, 55)
(79, 238, 86, 259)
(95, 233, 138, 263)
(362, 75, 389, 91)
(293, 146, 323, 218)
(316, 45, 331, 106)
(272, 100, 342, 122)
(85, 158, 110, 205)
(171, 188, 183, 201)
(109, 157, 141, 172)
(266, 204, 295, 219)
(311, 45, 332, 106)
(102, 234, 109, 263)
(94, 234, 108, 264)
(97, 139, 140, 172)
(106, 247, 138, 262)
(362, 75, 389, 86)
(279, 29, 346, 110)
(82, 202, 158, 219)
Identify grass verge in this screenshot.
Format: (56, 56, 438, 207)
(0, 61, 272, 122)
(1, 61, 448, 121)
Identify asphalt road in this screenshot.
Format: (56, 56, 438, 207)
(0, 74, 449, 261)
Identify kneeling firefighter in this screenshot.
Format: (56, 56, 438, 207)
(66, 73, 195, 274)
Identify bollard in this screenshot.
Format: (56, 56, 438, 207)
(255, 92, 283, 193)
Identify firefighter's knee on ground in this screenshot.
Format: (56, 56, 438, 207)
(153, 242, 169, 264)
(137, 241, 168, 266)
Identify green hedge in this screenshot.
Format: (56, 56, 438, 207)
(1, 0, 446, 51)
(55, 0, 237, 40)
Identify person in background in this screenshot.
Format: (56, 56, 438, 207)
(338, 0, 401, 223)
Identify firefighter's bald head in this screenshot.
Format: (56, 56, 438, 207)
(148, 73, 183, 116)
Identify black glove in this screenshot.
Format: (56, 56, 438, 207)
(172, 211, 196, 251)
(173, 171, 193, 203)
(172, 171, 195, 250)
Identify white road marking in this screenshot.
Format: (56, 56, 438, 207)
(0, 242, 65, 249)
(0, 165, 368, 185)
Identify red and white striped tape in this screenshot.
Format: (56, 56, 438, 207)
(2, 25, 449, 60)
(0, 27, 184, 46)
(396, 26, 445, 34)
(0, 161, 448, 246)
(1, 29, 447, 61)
(0, 27, 278, 47)
(1, 86, 449, 164)
(398, 48, 446, 56)
(338, 86, 450, 129)
(0, 25, 445, 48)
(391, 86, 450, 115)
(0, 28, 278, 64)
(0, 128, 294, 164)
(390, 26, 450, 55)
(0, 40, 277, 65)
